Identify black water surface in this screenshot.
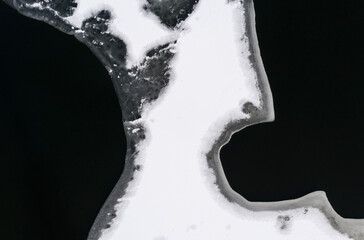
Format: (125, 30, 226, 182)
(222, 0, 364, 219)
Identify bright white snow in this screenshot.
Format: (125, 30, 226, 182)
(63, 0, 355, 239)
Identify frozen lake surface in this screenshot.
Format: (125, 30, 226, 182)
(3, 0, 364, 239)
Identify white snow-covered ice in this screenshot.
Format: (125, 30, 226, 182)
(16, 0, 363, 239)
(68, 0, 355, 239)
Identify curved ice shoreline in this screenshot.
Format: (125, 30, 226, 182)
(4, 0, 363, 239)
(206, 1, 364, 239)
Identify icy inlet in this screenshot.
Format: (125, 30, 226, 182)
(4, 0, 364, 239)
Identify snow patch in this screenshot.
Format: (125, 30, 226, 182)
(96, 0, 352, 239)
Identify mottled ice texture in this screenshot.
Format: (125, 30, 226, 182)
(67, 0, 177, 67)
(4, 0, 364, 239)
